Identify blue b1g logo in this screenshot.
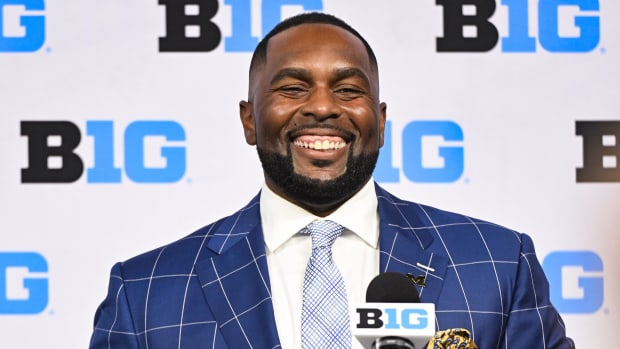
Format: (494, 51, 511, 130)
(436, 0, 600, 52)
(159, 0, 323, 52)
(0, 0, 45, 52)
(375, 120, 464, 183)
(0, 252, 48, 314)
(356, 307, 429, 330)
(21, 120, 187, 183)
(543, 251, 604, 314)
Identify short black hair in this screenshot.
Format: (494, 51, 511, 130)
(248, 12, 378, 81)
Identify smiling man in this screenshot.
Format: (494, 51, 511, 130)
(90, 12, 574, 349)
(240, 18, 385, 216)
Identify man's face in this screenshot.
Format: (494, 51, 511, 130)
(240, 23, 386, 215)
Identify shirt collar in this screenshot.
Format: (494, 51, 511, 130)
(261, 180, 379, 253)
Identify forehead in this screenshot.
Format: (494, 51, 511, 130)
(264, 23, 374, 77)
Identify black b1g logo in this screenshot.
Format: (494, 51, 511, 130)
(576, 121, 620, 182)
(158, 0, 322, 52)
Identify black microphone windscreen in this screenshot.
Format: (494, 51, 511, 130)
(365, 272, 421, 303)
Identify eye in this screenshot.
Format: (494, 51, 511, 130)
(276, 85, 308, 98)
(334, 86, 365, 99)
(335, 87, 361, 94)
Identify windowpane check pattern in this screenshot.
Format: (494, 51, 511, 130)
(301, 220, 351, 349)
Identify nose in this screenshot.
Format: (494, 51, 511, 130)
(300, 87, 342, 121)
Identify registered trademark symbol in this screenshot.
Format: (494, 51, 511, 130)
(46, 47, 52, 53)
(599, 47, 606, 54)
(186, 177, 192, 184)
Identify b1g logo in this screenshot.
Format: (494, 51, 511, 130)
(356, 307, 430, 330)
(576, 121, 620, 182)
(543, 251, 604, 314)
(375, 120, 464, 183)
(0, 252, 48, 315)
(159, 0, 322, 52)
(436, 0, 600, 52)
(0, 0, 45, 52)
(21, 120, 187, 183)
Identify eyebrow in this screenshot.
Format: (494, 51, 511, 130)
(269, 68, 312, 86)
(269, 67, 372, 88)
(331, 67, 371, 88)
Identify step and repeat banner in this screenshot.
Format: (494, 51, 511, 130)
(1, 0, 618, 347)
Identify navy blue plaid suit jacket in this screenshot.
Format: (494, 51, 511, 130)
(90, 184, 574, 348)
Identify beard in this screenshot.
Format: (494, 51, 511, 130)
(256, 144, 379, 207)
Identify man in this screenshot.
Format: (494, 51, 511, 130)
(89, 12, 574, 349)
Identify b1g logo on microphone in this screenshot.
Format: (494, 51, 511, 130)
(0, 0, 45, 52)
(21, 120, 187, 183)
(0, 252, 48, 314)
(576, 121, 620, 182)
(543, 251, 604, 314)
(436, 0, 600, 53)
(375, 120, 464, 183)
(353, 303, 436, 348)
(357, 307, 430, 330)
(159, 0, 322, 53)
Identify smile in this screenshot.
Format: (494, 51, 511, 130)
(293, 136, 347, 151)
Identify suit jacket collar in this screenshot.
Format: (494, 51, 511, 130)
(376, 184, 449, 302)
(194, 194, 281, 349)
(193, 184, 449, 348)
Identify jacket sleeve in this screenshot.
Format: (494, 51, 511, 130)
(89, 262, 141, 349)
(501, 234, 575, 348)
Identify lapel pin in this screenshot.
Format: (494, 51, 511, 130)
(416, 262, 435, 273)
(406, 272, 427, 287)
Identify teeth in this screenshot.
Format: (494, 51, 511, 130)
(294, 139, 346, 150)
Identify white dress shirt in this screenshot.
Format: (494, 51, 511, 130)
(260, 180, 380, 349)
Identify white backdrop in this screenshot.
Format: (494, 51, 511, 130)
(1, 0, 618, 347)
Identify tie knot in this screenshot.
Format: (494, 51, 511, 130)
(305, 220, 344, 249)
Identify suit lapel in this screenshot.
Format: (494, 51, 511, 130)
(190, 184, 449, 347)
(376, 184, 449, 303)
(193, 195, 281, 349)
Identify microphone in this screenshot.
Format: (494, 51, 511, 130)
(352, 272, 435, 349)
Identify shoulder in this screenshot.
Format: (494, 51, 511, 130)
(115, 193, 262, 280)
(375, 184, 526, 250)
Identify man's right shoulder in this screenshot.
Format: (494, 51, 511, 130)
(115, 193, 262, 280)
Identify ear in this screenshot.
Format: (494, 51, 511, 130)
(239, 100, 256, 145)
(378, 102, 387, 147)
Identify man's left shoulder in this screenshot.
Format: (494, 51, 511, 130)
(376, 184, 525, 247)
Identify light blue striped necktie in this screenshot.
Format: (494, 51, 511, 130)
(301, 220, 351, 348)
